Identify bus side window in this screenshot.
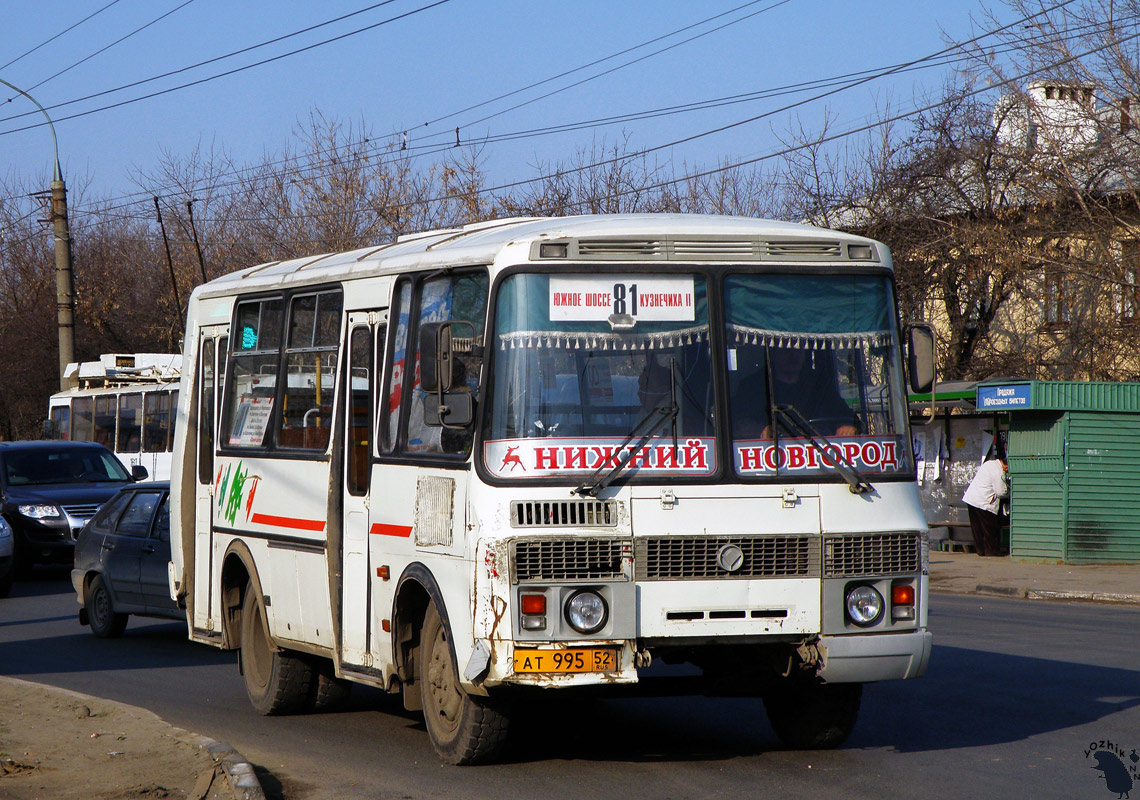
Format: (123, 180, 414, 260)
(277, 289, 342, 451)
(380, 280, 412, 454)
(347, 324, 375, 496)
(404, 271, 487, 457)
(198, 338, 216, 484)
(222, 298, 283, 449)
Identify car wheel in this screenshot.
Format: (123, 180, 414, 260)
(86, 575, 128, 638)
(240, 582, 313, 715)
(419, 601, 511, 765)
(0, 563, 11, 598)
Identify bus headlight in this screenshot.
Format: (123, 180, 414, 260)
(845, 585, 884, 627)
(565, 590, 607, 635)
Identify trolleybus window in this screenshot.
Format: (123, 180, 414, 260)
(118, 393, 142, 453)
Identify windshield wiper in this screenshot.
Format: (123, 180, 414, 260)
(574, 369, 679, 498)
(774, 404, 873, 494)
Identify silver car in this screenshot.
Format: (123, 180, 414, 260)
(0, 516, 13, 597)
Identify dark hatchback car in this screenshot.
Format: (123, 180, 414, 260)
(72, 481, 180, 637)
(0, 441, 146, 575)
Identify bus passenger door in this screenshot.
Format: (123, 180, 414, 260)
(193, 328, 227, 632)
(341, 310, 386, 666)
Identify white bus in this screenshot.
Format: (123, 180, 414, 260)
(48, 353, 181, 481)
(169, 214, 934, 765)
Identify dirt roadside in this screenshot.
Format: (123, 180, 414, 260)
(0, 677, 262, 800)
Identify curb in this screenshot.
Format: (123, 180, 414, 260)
(0, 677, 265, 800)
(932, 583, 1140, 605)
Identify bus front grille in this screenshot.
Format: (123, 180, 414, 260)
(510, 499, 618, 528)
(634, 535, 819, 580)
(822, 532, 923, 577)
(512, 538, 630, 583)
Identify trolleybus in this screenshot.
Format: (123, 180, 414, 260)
(47, 353, 181, 481)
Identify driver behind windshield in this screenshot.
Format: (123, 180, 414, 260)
(731, 346, 859, 440)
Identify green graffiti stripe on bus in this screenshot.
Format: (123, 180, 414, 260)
(224, 462, 249, 526)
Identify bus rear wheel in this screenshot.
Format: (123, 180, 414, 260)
(240, 583, 313, 715)
(419, 601, 510, 765)
(763, 680, 861, 749)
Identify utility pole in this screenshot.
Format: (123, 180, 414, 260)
(1, 78, 75, 391)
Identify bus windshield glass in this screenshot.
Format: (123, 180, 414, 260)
(485, 272, 715, 479)
(725, 272, 912, 478)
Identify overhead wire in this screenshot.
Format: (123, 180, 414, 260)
(0, 0, 123, 72)
(64, 4, 1087, 217)
(44, 0, 796, 213)
(0, 0, 416, 127)
(20, 0, 201, 96)
(87, 0, 1092, 224)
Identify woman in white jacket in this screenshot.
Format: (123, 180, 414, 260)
(963, 455, 1010, 556)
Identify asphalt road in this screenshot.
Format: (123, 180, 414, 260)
(3, 568, 1139, 800)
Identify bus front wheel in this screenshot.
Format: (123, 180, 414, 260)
(419, 601, 510, 765)
(763, 680, 861, 749)
(240, 584, 313, 715)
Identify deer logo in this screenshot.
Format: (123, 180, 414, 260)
(501, 446, 525, 472)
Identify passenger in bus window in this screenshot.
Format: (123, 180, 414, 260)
(733, 346, 858, 440)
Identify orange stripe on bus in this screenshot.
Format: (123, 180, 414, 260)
(250, 513, 327, 532)
(370, 523, 413, 538)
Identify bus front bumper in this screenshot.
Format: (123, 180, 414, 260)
(816, 629, 932, 683)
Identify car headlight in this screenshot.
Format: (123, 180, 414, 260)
(18, 504, 62, 520)
(565, 590, 607, 635)
(0, 518, 11, 538)
(845, 585, 884, 627)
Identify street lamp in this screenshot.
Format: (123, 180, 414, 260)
(0, 78, 76, 392)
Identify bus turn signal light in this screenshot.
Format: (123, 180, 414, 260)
(891, 583, 916, 620)
(520, 593, 547, 615)
(892, 584, 915, 605)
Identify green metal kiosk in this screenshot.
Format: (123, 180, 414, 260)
(982, 380, 1140, 564)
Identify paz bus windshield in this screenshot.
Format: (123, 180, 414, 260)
(484, 270, 912, 482)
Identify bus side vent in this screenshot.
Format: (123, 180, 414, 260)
(822, 532, 922, 577)
(510, 500, 618, 528)
(634, 535, 819, 580)
(512, 538, 631, 583)
(760, 240, 843, 259)
(413, 476, 454, 547)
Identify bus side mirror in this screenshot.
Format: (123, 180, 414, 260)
(424, 393, 473, 427)
(43, 419, 58, 440)
(906, 324, 936, 395)
(420, 322, 453, 393)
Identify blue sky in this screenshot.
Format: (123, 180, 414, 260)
(0, 0, 1012, 207)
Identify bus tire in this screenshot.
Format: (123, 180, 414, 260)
(86, 575, 128, 638)
(241, 584, 313, 715)
(763, 680, 861, 750)
(308, 657, 352, 712)
(419, 601, 510, 765)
